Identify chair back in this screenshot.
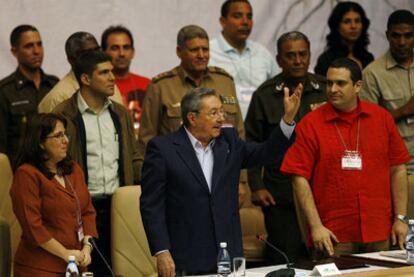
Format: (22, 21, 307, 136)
(111, 186, 157, 277)
(0, 216, 11, 277)
(0, 154, 21, 276)
(240, 206, 267, 262)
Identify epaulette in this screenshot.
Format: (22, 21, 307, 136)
(208, 66, 234, 80)
(151, 70, 176, 83)
(0, 73, 15, 88)
(308, 73, 327, 90)
(46, 74, 59, 83)
(256, 77, 278, 92)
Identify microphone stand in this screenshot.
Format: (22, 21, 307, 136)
(256, 235, 295, 277)
(89, 237, 116, 277)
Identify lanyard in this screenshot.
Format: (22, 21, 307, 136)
(334, 118, 361, 152)
(64, 176, 83, 227)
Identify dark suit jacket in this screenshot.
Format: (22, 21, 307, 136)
(140, 125, 291, 273)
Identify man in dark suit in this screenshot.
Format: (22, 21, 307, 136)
(140, 86, 301, 276)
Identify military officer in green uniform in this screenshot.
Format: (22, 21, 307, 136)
(138, 25, 246, 186)
(245, 31, 327, 264)
(0, 25, 58, 162)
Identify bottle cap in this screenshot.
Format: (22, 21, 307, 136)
(220, 242, 227, 248)
(68, 255, 76, 261)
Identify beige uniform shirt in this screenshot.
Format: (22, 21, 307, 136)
(137, 65, 245, 181)
(361, 50, 414, 173)
(38, 70, 123, 113)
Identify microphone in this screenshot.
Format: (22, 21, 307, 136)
(88, 237, 116, 277)
(256, 234, 295, 277)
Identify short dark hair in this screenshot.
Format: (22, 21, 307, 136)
(101, 25, 134, 51)
(13, 113, 73, 178)
(10, 24, 38, 47)
(73, 50, 112, 86)
(181, 88, 220, 127)
(328, 58, 362, 83)
(221, 0, 251, 17)
(177, 25, 209, 49)
(387, 9, 414, 30)
(65, 31, 98, 62)
(277, 31, 310, 54)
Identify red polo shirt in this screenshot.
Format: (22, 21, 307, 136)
(281, 99, 410, 244)
(115, 72, 151, 106)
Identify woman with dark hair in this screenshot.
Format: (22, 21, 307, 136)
(10, 113, 97, 276)
(314, 1, 374, 76)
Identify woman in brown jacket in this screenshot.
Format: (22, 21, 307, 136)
(10, 113, 97, 276)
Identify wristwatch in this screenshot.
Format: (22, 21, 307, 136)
(396, 214, 409, 224)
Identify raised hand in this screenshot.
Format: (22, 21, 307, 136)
(282, 83, 303, 125)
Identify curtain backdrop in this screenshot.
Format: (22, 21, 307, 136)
(0, 0, 412, 79)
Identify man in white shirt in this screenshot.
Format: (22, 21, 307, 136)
(209, 0, 278, 117)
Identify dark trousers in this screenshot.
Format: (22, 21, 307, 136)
(89, 195, 113, 277)
(263, 205, 308, 265)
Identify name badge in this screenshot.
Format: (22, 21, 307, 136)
(341, 150, 362, 170)
(77, 225, 85, 242)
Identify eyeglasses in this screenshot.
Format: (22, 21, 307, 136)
(195, 109, 226, 118)
(46, 131, 69, 140)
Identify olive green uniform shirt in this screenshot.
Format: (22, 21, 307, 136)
(137, 65, 245, 181)
(360, 50, 414, 174)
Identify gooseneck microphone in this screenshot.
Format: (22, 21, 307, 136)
(88, 237, 116, 277)
(256, 234, 295, 277)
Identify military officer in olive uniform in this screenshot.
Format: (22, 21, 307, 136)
(0, 25, 58, 162)
(245, 31, 327, 264)
(138, 25, 245, 183)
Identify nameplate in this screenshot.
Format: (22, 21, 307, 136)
(310, 263, 341, 276)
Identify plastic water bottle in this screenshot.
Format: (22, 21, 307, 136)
(406, 219, 414, 264)
(217, 242, 231, 277)
(65, 255, 79, 277)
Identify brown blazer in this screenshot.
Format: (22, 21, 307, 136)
(53, 92, 140, 186)
(10, 162, 97, 273)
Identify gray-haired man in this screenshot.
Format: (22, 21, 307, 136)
(141, 86, 301, 276)
(137, 25, 247, 192)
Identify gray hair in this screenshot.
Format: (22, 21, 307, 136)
(277, 31, 310, 54)
(177, 25, 209, 49)
(181, 88, 218, 127)
(65, 31, 98, 61)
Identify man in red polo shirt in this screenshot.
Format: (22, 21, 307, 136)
(281, 58, 410, 257)
(101, 25, 151, 136)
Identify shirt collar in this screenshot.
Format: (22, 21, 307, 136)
(177, 65, 210, 86)
(13, 67, 53, 89)
(184, 126, 215, 150)
(76, 91, 112, 114)
(324, 98, 370, 122)
(217, 32, 251, 54)
(385, 50, 414, 70)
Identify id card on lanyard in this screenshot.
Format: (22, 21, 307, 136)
(65, 176, 84, 242)
(341, 150, 362, 170)
(335, 118, 362, 171)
